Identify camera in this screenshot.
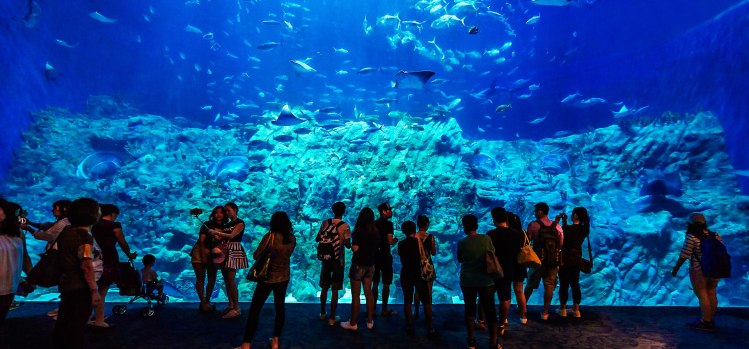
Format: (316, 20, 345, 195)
(17, 209, 28, 225)
(190, 208, 204, 216)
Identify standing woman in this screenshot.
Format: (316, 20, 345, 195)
(91, 204, 137, 328)
(556, 207, 590, 318)
(457, 214, 501, 349)
(0, 199, 33, 328)
(212, 202, 248, 319)
(340, 207, 379, 331)
(236, 211, 296, 349)
(413, 215, 436, 318)
(191, 206, 226, 312)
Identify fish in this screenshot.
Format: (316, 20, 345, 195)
(200, 105, 213, 110)
(262, 20, 283, 25)
(357, 67, 381, 74)
(44, 62, 59, 80)
(612, 105, 649, 118)
(184, 24, 203, 34)
(431, 14, 464, 29)
(393, 70, 436, 89)
(639, 168, 682, 197)
(55, 39, 78, 48)
(335, 70, 349, 75)
(333, 47, 349, 54)
(375, 97, 398, 104)
(363, 16, 374, 35)
(528, 84, 541, 91)
(561, 92, 581, 103)
(532, 0, 582, 6)
(495, 103, 512, 113)
(468, 26, 479, 34)
(272, 105, 306, 126)
(528, 114, 548, 124)
(525, 14, 541, 25)
(447, 98, 462, 109)
(89, 11, 117, 23)
(256, 41, 281, 50)
(273, 134, 296, 142)
(289, 60, 317, 75)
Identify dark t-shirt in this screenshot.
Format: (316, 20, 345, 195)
(352, 227, 380, 267)
(375, 217, 394, 257)
(224, 218, 245, 242)
(200, 220, 225, 247)
(58, 226, 94, 293)
(561, 224, 590, 266)
(91, 219, 122, 268)
(397, 236, 421, 281)
(487, 227, 524, 280)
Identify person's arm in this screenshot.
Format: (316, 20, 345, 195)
(457, 240, 464, 263)
(557, 223, 564, 247)
(253, 234, 269, 260)
(30, 220, 66, 242)
(197, 234, 208, 260)
(114, 228, 137, 259)
(342, 224, 352, 249)
(21, 233, 33, 274)
(387, 233, 397, 246)
(672, 235, 696, 276)
(215, 222, 245, 240)
(429, 234, 437, 256)
(315, 221, 327, 242)
(78, 240, 101, 306)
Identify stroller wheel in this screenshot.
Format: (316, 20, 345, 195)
(161, 295, 169, 305)
(112, 305, 127, 315)
(141, 308, 155, 317)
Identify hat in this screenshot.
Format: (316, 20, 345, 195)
(377, 203, 392, 212)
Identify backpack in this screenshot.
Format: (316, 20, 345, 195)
(697, 231, 731, 279)
(535, 221, 561, 267)
(316, 219, 344, 261)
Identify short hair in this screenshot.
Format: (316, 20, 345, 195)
(491, 207, 508, 223)
(377, 202, 391, 213)
(100, 204, 120, 217)
(462, 214, 478, 232)
(142, 254, 156, 266)
(534, 202, 550, 215)
(225, 202, 239, 212)
(68, 198, 100, 227)
(332, 202, 346, 216)
(417, 215, 430, 229)
(401, 221, 417, 236)
(53, 199, 72, 216)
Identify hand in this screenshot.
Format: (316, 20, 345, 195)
(91, 290, 101, 306)
(129, 252, 138, 260)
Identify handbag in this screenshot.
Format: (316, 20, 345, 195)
(517, 230, 541, 268)
(27, 234, 63, 287)
(581, 235, 593, 274)
(211, 240, 229, 265)
(486, 250, 504, 279)
(417, 235, 436, 281)
(117, 259, 142, 296)
(247, 233, 274, 282)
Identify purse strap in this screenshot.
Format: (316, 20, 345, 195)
(584, 233, 593, 261)
(416, 236, 426, 258)
(522, 229, 530, 247)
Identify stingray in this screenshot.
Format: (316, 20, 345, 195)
(162, 281, 185, 298)
(394, 70, 436, 89)
(470, 154, 499, 179)
(76, 151, 127, 180)
(639, 168, 682, 197)
(271, 104, 305, 126)
(635, 195, 710, 218)
(541, 154, 570, 175)
(207, 156, 250, 182)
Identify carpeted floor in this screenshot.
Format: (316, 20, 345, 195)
(2, 302, 748, 348)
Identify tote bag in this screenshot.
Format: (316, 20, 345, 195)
(517, 230, 541, 268)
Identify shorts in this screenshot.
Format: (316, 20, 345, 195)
(513, 264, 528, 283)
(349, 263, 375, 281)
(320, 259, 344, 290)
(373, 254, 394, 284)
(495, 278, 512, 302)
(527, 265, 559, 290)
(97, 264, 119, 288)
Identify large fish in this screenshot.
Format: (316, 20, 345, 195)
(272, 105, 306, 126)
(289, 60, 317, 75)
(394, 70, 436, 89)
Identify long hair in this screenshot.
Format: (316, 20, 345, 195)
(354, 207, 376, 234)
(0, 199, 22, 237)
(209, 206, 226, 224)
(572, 206, 590, 235)
(269, 211, 293, 244)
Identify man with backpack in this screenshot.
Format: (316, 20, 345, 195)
(671, 213, 730, 331)
(523, 202, 564, 321)
(316, 201, 351, 326)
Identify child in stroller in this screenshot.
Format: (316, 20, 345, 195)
(112, 254, 168, 317)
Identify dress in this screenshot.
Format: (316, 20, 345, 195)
(222, 218, 248, 270)
(91, 219, 122, 287)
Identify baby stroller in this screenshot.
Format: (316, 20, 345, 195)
(112, 260, 169, 317)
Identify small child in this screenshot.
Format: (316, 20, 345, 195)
(141, 254, 165, 301)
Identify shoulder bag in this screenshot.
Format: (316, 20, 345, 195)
(27, 233, 63, 287)
(581, 234, 593, 274)
(517, 230, 541, 268)
(247, 233, 274, 282)
(417, 236, 436, 281)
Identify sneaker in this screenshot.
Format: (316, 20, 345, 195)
(572, 310, 581, 318)
(521, 317, 528, 325)
(366, 320, 374, 330)
(340, 321, 358, 331)
(499, 325, 505, 336)
(381, 309, 397, 317)
(319, 312, 327, 320)
(557, 308, 567, 317)
(47, 308, 59, 317)
(475, 320, 487, 331)
(541, 312, 549, 321)
(467, 338, 477, 349)
(222, 309, 241, 319)
(328, 316, 340, 326)
(503, 318, 508, 325)
(687, 320, 715, 331)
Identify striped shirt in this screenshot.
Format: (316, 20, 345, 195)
(679, 234, 702, 270)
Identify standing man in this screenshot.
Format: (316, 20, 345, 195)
(316, 201, 351, 326)
(523, 202, 564, 321)
(373, 203, 398, 316)
(54, 198, 102, 349)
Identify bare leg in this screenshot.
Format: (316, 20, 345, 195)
(330, 288, 339, 320)
(94, 285, 109, 324)
(363, 278, 374, 324)
(222, 269, 238, 310)
(513, 282, 527, 320)
(320, 286, 329, 316)
(349, 280, 361, 325)
(193, 263, 206, 305)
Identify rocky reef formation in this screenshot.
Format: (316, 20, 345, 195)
(3, 105, 747, 306)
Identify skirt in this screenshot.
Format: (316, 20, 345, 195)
(223, 241, 248, 270)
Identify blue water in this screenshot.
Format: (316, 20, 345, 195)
(1, 0, 748, 306)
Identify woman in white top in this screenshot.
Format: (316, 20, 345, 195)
(0, 199, 33, 328)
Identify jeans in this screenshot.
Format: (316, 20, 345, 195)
(558, 265, 582, 305)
